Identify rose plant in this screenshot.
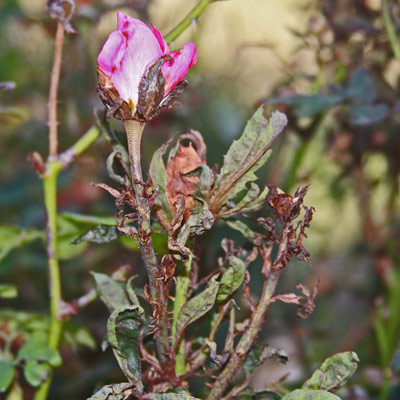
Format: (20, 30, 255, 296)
(0, 2, 361, 400)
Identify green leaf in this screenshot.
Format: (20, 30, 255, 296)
(302, 351, 359, 391)
(87, 383, 133, 400)
(72, 225, 122, 244)
(226, 220, 256, 241)
(217, 255, 246, 302)
(0, 226, 44, 262)
(144, 388, 201, 399)
(149, 140, 173, 224)
(281, 390, 341, 400)
(391, 348, 400, 373)
(107, 306, 143, 392)
(243, 345, 288, 378)
(58, 213, 119, 258)
(23, 358, 50, 387)
(60, 212, 116, 226)
(57, 215, 88, 260)
(210, 107, 287, 211)
(176, 275, 219, 339)
(91, 272, 131, 312)
(17, 332, 58, 387)
(0, 309, 49, 336)
(349, 103, 388, 125)
(0, 284, 17, 299)
(347, 69, 377, 103)
(0, 361, 14, 393)
(17, 332, 62, 367)
(62, 322, 97, 351)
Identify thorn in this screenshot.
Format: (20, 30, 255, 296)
(191, 18, 198, 29)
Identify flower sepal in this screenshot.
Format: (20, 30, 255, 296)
(97, 67, 133, 121)
(98, 56, 188, 122)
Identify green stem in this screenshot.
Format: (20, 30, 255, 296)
(165, 0, 215, 44)
(34, 161, 62, 400)
(172, 253, 193, 376)
(382, 0, 400, 59)
(58, 125, 101, 168)
(44, 161, 63, 348)
(124, 120, 171, 362)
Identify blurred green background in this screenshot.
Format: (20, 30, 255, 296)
(1, 0, 399, 399)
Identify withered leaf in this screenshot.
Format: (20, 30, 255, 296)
(166, 142, 205, 219)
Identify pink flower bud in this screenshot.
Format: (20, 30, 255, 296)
(97, 12, 197, 121)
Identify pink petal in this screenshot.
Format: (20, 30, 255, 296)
(97, 31, 125, 76)
(151, 24, 169, 55)
(162, 42, 197, 96)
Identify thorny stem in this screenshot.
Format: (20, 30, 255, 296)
(206, 270, 281, 400)
(48, 21, 65, 158)
(172, 252, 193, 376)
(382, 0, 400, 60)
(165, 0, 216, 44)
(124, 120, 171, 362)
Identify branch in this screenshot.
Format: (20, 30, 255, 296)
(124, 120, 171, 363)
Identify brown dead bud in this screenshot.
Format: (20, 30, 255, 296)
(47, 0, 75, 33)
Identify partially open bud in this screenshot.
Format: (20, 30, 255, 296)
(97, 12, 197, 121)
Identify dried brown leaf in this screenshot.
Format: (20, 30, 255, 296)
(166, 143, 205, 219)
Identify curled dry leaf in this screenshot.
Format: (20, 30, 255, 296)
(271, 282, 319, 319)
(166, 141, 206, 219)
